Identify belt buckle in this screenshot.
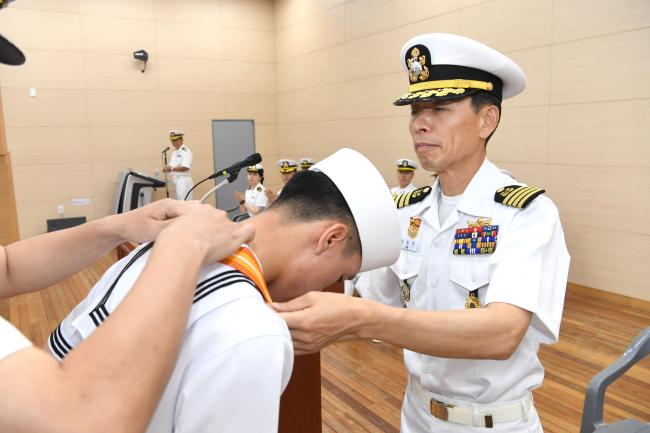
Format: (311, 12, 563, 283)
(429, 399, 454, 421)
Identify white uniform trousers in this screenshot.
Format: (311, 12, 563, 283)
(401, 381, 543, 433)
(172, 175, 193, 200)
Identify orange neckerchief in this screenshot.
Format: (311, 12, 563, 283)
(219, 246, 272, 303)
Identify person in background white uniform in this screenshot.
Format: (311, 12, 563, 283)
(275, 33, 570, 433)
(266, 159, 299, 205)
(234, 163, 268, 217)
(49, 149, 400, 433)
(163, 130, 194, 200)
(391, 158, 418, 195)
(300, 157, 315, 171)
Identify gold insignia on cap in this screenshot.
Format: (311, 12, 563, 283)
(407, 47, 429, 83)
(495, 185, 545, 209)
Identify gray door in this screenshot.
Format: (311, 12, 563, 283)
(211, 119, 255, 213)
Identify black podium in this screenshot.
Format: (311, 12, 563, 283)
(113, 170, 165, 214)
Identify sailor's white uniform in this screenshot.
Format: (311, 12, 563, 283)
(391, 183, 417, 195)
(244, 183, 268, 216)
(170, 144, 194, 200)
(48, 244, 292, 433)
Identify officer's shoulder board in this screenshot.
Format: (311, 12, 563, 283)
(394, 186, 432, 209)
(495, 184, 545, 209)
(256, 186, 262, 192)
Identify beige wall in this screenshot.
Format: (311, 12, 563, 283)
(1, 0, 648, 301)
(274, 0, 650, 301)
(0, 0, 278, 238)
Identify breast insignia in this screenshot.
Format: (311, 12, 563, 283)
(494, 185, 545, 209)
(394, 186, 432, 209)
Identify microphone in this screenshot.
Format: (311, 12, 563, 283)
(161, 147, 170, 154)
(208, 153, 262, 180)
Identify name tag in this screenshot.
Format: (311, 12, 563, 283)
(401, 237, 420, 252)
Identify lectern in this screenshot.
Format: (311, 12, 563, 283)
(113, 170, 165, 214)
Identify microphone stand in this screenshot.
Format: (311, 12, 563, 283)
(161, 151, 170, 198)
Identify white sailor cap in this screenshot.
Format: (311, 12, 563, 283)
(300, 157, 315, 169)
(277, 159, 299, 173)
(311, 149, 400, 272)
(396, 158, 417, 171)
(168, 130, 184, 140)
(247, 163, 264, 173)
(394, 33, 526, 105)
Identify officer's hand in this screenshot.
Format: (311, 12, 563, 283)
(108, 199, 202, 244)
(233, 191, 244, 202)
(273, 291, 359, 355)
(157, 204, 255, 266)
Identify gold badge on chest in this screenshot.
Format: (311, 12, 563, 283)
(408, 216, 422, 240)
(465, 290, 481, 309)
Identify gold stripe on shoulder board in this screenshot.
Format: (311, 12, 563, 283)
(494, 185, 545, 209)
(395, 186, 432, 209)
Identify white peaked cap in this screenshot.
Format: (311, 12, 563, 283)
(311, 148, 400, 272)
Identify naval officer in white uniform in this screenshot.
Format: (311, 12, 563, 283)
(391, 158, 418, 195)
(163, 130, 194, 200)
(275, 33, 570, 433)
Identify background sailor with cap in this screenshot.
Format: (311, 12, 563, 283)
(266, 158, 299, 205)
(391, 158, 418, 195)
(234, 163, 268, 217)
(300, 157, 315, 171)
(275, 33, 570, 433)
(163, 130, 194, 200)
(48, 149, 400, 433)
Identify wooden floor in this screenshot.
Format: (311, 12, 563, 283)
(1, 253, 649, 433)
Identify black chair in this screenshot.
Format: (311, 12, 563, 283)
(580, 327, 650, 433)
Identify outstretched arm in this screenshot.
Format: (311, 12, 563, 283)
(0, 204, 255, 433)
(274, 292, 531, 360)
(1, 199, 199, 298)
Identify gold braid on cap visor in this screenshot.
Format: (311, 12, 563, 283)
(408, 79, 493, 93)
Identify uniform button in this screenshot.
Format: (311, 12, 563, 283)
(423, 366, 431, 374)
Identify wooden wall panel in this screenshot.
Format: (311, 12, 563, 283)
(154, 0, 222, 26)
(489, 106, 549, 163)
(548, 100, 650, 167)
(547, 165, 650, 236)
(1, 0, 276, 239)
(461, 0, 552, 53)
(7, 126, 91, 166)
(0, 153, 20, 244)
(550, 28, 650, 104)
(552, 0, 650, 43)
(223, 0, 275, 31)
(80, 15, 157, 55)
(275, 6, 344, 62)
